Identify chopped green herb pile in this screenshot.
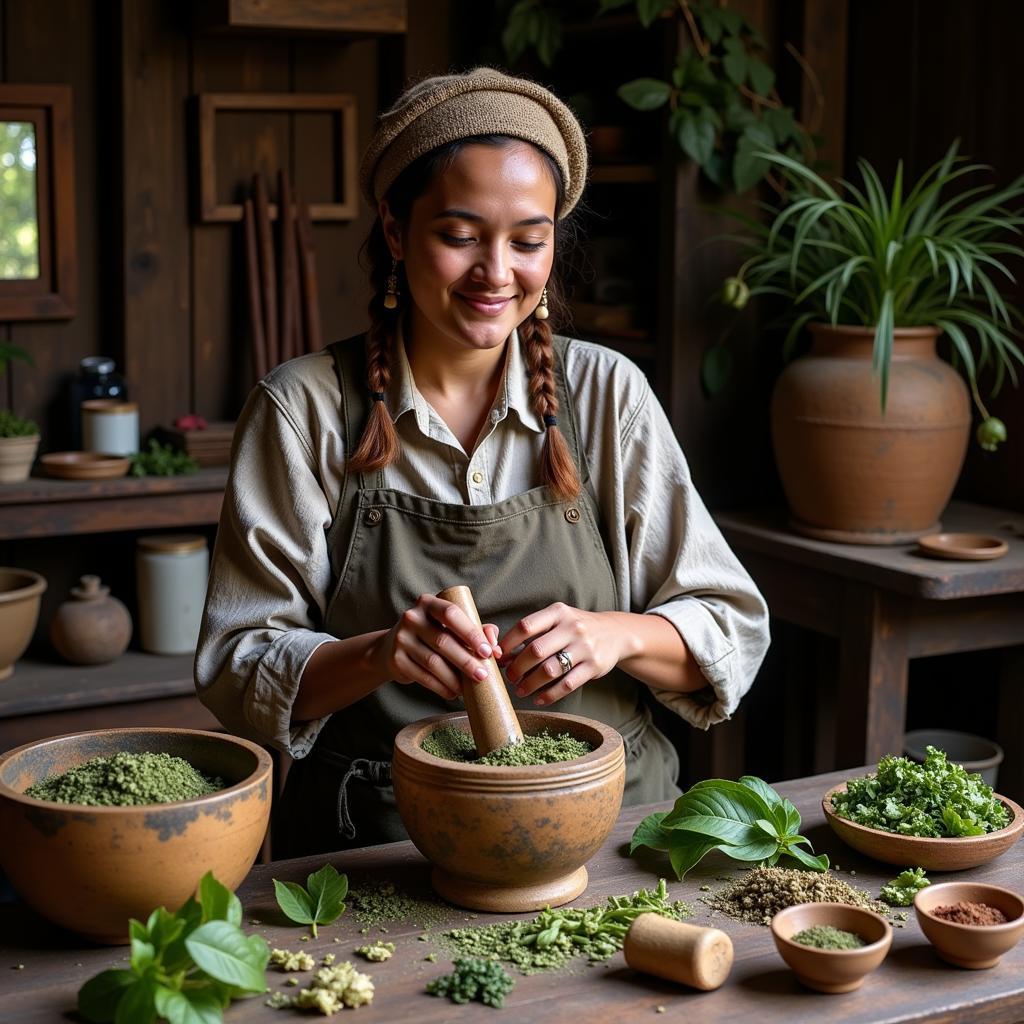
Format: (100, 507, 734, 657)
(130, 439, 199, 477)
(77, 872, 268, 1024)
(273, 864, 348, 938)
(427, 958, 515, 1008)
(266, 963, 374, 1013)
(831, 746, 1009, 837)
(439, 879, 691, 974)
(421, 725, 590, 766)
(630, 775, 828, 878)
(26, 751, 222, 806)
(880, 868, 930, 907)
(792, 925, 866, 950)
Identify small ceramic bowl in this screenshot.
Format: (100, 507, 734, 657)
(771, 903, 892, 993)
(914, 882, 1024, 968)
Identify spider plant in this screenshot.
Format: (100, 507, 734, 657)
(718, 141, 1024, 448)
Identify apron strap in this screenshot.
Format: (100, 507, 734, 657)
(315, 745, 393, 840)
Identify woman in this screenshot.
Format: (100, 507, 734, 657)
(196, 68, 770, 858)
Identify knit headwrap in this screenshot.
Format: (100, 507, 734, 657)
(359, 67, 588, 218)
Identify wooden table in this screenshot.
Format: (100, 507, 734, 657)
(2, 767, 1023, 1022)
(716, 501, 1024, 800)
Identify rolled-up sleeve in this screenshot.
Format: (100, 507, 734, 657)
(195, 376, 338, 758)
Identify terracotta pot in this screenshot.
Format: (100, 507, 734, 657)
(0, 569, 47, 680)
(392, 711, 625, 913)
(0, 728, 272, 944)
(0, 433, 40, 483)
(771, 324, 971, 544)
(50, 574, 132, 665)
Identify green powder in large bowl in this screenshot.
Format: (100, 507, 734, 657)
(24, 751, 224, 806)
(421, 725, 591, 767)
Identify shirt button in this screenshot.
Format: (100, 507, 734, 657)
(366, 508, 383, 525)
(564, 506, 581, 523)
(471, 471, 484, 485)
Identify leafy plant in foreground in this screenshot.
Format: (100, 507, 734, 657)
(880, 868, 930, 907)
(631, 775, 829, 879)
(273, 863, 348, 937)
(77, 871, 268, 1024)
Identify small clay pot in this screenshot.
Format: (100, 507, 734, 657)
(392, 710, 625, 913)
(50, 575, 132, 665)
(0, 568, 46, 680)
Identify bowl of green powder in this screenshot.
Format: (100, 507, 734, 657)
(0, 727, 272, 944)
(771, 902, 892, 993)
(392, 711, 625, 915)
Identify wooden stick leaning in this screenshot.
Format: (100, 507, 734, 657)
(242, 198, 267, 382)
(277, 170, 299, 363)
(295, 197, 322, 354)
(252, 173, 279, 370)
(436, 585, 524, 755)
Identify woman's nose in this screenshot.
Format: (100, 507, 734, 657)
(471, 244, 513, 287)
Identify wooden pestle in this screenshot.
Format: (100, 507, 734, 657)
(436, 585, 524, 755)
(623, 914, 734, 991)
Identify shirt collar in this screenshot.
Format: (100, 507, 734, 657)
(386, 326, 545, 437)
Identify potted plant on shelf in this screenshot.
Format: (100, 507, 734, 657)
(714, 141, 1024, 544)
(0, 342, 39, 484)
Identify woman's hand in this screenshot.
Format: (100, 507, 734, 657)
(498, 603, 629, 706)
(371, 594, 502, 701)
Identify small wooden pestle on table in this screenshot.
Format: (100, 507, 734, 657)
(436, 585, 524, 755)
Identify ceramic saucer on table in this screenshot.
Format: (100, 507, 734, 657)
(40, 452, 132, 480)
(916, 533, 1009, 561)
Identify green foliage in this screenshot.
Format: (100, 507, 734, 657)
(880, 867, 930, 907)
(0, 340, 32, 374)
(631, 775, 829, 879)
(830, 746, 1010, 838)
(0, 407, 38, 437)
(426, 957, 516, 1008)
(499, 1, 812, 194)
(130, 440, 199, 477)
(273, 863, 348, 938)
(0, 121, 40, 280)
(712, 142, 1024, 434)
(77, 872, 268, 1024)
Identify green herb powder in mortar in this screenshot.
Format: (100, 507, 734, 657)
(422, 725, 590, 766)
(792, 925, 866, 950)
(25, 751, 223, 806)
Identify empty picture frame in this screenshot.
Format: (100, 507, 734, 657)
(0, 84, 77, 320)
(197, 92, 358, 223)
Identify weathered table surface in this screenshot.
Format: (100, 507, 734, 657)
(2, 766, 1022, 1023)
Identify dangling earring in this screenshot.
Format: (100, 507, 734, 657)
(535, 286, 549, 321)
(383, 258, 399, 310)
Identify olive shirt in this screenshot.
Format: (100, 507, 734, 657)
(195, 331, 770, 759)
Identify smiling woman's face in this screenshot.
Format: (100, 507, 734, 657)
(382, 140, 558, 354)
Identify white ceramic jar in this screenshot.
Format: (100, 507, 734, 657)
(136, 535, 209, 655)
(82, 399, 139, 455)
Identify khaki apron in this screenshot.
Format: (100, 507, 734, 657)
(273, 334, 681, 858)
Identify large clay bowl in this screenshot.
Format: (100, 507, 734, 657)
(392, 711, 625, 912)
(771, 902, 892, 993)
(0, 728, 272, 943)
(0, 568, 46, 680)
(823, 783, 1024, 870)
(914, 881, 1024, 968)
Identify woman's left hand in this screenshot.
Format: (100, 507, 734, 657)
(497, 603, 627, 706)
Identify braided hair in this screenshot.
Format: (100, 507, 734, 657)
(349, 134, 581, 500)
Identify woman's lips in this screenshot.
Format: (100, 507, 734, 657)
(457, 294, 513, 316)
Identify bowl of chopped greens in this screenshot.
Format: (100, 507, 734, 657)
(0, 727, 272, 943)
(823, 747, 1023, 870)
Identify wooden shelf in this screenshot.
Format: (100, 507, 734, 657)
(0, 467, 227, 540)
(590, 163, 659, 184)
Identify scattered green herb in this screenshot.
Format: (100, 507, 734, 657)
(831, 746, 1009, 837)
(273, 864, 348, 938)
(130, 438, 199, 477)
(348, 878, 453, 930)
(422, 725, 590, 766)
(77, 872, 268, 1024)
(355, 941, 395, 962)
(266, 962, 374, 1013)
(880, 868, 930, 907)
(427, 958, 515, 1009)
(26, 751, 222, 806)
(792, 925, 865, 950)
(631, 775, 828, 878)
(440, 880, 690, 974)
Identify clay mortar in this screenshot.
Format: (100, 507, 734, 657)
(392, 710, 625, 913)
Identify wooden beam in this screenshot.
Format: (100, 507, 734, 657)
(801, 0, 849, 179)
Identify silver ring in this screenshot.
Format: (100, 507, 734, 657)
(555, 649, 573, 674)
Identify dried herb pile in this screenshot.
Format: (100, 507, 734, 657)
(421, 725, 590, 767)
(427, 957, 515, 1008)
(792, 925, 865, 950)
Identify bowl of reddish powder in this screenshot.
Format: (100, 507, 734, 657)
(914, 881, 1024, 968)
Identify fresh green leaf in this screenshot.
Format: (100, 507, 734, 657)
(747, 58, 775, 96)
(617, 77, 673, 111)
(630, 810, 673, 853)
(130, 938, 155, 973)
(668, 835, 722, 879)
(185, 921, 268, 993)
(155, 986, 222, 1024)
(274, 864, 349, 937)
(733, 135, 772, 192)
(677, 109, 717, 167)
(754, 817, 782, 840)
(663, 779, 773, 828)
(782, 843, 830, 872)
(199, 871, 243, 927)
(941, 805, 987, 837)
(78, 969, 137, 1024)
(880, 867, 930, 906)
(722, 37, 748, 87)
(637, 0, 672, 27)
(114, 977, 157, 1024)
(145, 907, 185, 953)
(273, 879, 315, 927)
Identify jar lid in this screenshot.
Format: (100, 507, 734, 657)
(137, 534, 207, 555)
(82, 399, 139, 414)
(81, 356, 116, 375)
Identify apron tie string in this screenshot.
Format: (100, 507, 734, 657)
(320, 753, 392, 840)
